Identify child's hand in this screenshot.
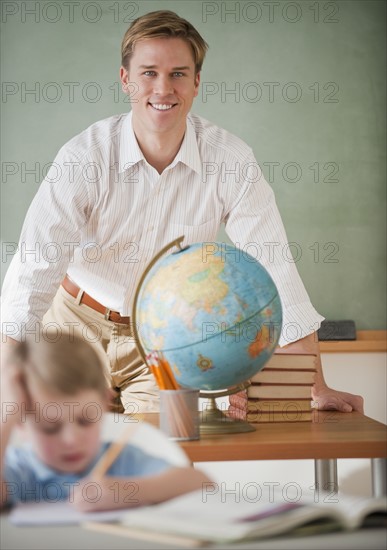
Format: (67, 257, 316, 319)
(71, 468, 214, 513)
(71, 476, 140, 512)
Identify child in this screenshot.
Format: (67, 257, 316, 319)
(1, 336, 212, 511)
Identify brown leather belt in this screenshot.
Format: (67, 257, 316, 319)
(61, 275, 130, 324)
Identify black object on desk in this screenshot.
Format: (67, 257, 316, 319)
(318, 320, 357, 341)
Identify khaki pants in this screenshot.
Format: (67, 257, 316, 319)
(42, 286, 159, 413)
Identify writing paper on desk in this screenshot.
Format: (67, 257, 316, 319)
(9, 501, 128, 526)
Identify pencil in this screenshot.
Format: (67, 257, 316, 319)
(147, 353, 178, 390)
(90, 421, 139, 478)
(158, 353, 180, 390)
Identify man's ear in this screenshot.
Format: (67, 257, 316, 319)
(194, 71, 201, 97)
(120, 66, 129, 93)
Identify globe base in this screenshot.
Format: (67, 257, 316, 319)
(199, 398, 255, 434)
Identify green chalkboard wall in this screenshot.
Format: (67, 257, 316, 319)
(1, 0, 386, 329)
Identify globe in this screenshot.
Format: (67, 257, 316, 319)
(135, 241, 283, 392)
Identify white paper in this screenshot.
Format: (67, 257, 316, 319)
(9, 501, 129, 526)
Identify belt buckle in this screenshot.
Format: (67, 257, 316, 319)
(104, 308, 112, 321)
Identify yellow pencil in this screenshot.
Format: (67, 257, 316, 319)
(158, 354, 179, 390)
(90, 421, 140, 478)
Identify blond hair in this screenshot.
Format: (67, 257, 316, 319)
(121, 10, 208, 74)
(16, 336, 107, 397)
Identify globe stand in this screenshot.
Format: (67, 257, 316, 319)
(199, 385, 255, 434)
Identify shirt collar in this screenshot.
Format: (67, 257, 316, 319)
(118, 111, 144, 174)
(118, 111, 202, 176)
(168, 115, 202, 175)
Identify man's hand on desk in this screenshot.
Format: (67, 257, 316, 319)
(228, 391, 249, 420)
(311, 384, 364, 413)
(228, 385, 364, 420)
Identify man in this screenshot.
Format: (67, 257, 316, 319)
(1, 11, 363, 415)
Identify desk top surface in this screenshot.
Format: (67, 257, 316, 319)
(141, 412, 387, 462)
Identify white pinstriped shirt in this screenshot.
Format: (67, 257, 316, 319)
(1, 111, 323, 345)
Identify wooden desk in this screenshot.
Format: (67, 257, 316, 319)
(319, 330, 387, 353)
(142, 411, 387, 495)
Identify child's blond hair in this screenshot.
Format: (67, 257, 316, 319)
(15, 336, 107, 397)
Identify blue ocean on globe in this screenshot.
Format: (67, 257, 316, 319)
(136, 242, 283, 391)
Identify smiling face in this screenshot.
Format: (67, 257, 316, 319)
(24, 381, 106, 474)
(120, 37, 200, 141)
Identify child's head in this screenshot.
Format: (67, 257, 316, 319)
(16, 335, 109, 474)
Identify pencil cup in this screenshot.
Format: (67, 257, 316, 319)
(159, 389, 200, 441)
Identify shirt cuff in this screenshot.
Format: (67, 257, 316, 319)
(279, 302, 325, 347)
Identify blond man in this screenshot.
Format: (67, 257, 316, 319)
(1, 11, 363, 416)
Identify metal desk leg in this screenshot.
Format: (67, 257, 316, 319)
(371, 458, 387, 497)
(314, 459, 338, 494)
